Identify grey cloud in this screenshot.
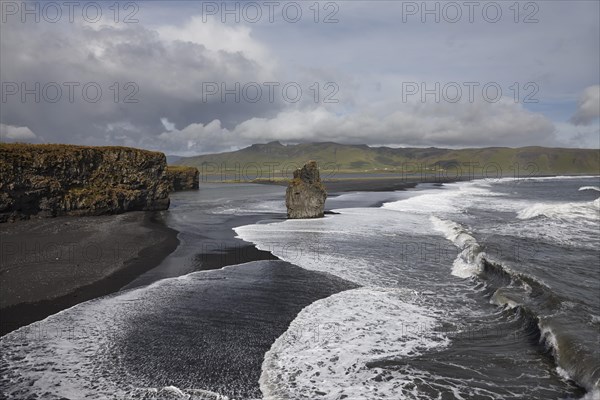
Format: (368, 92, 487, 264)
(0, 124, 38, 141)
(157, 99, 557, 155)
(1, 2, 598, 154)
(570, 85, 600, 126)
(1, 15, 284, 148)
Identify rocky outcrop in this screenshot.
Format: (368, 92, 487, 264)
(286, 160, 327, 219)
(0, 143, 171, 222)
(166, 166, 199, 191)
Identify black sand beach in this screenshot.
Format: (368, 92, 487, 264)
(252, 176, 447, 193)
(0, 179, 421, 337)
(0, 183, 361, 398)
(0, 212, 179, 336)
(111, 261, 359, 399)
(0, 178, 425, 338)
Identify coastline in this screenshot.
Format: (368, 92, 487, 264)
(0, 211, 179, 336)
(1, 179, 593, 398)
(211, 177, 424, 193)
(0, 179, 437, 336)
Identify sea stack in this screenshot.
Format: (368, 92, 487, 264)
(286, 160, 327, 219)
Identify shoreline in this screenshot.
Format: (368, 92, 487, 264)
(0, 179, 428, 336)
(0, 212, 179, 336)
(0, 178, 440, 337)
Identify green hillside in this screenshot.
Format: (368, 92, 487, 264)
(175, 141, 600, 181)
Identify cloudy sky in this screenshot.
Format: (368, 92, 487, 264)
(1, 0, 599, 155)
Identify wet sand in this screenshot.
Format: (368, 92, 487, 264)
(0, 179, 417, 336)
(0, 179, 425, 336)
(112, 261, 359, 398)
(252, 176, 446, 193)
(0, 212, 179, 336)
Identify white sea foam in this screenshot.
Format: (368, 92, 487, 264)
(429, 216, 484, 278)
(260, 287, 450, 400)
(580, 389, 600, 400)
(135, 386, 233, 399)
(0, 273, 238, 400)
(488, 175, 600, 184)
(579, 186, 600, 192)
(516, 198, 600, 221)
(213, 199, 285, 214)
(234, 207, 433, 287)
(1, 291, 135, 398)
(382, 181, 518, 218)
(234, 206, 469, 399)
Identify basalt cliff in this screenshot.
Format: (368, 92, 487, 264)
(0, 143, 172, 222)
(166, 166, 200, 191)
(286, 160, 327, 219)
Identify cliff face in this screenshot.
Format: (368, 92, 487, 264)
(0, 144, 171, 222)
(166, 166, 199, 191)
(286, 161, 327, 219)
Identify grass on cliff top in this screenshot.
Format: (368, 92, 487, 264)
(0, 142, 165, 158)
(166, 165, 198, 172)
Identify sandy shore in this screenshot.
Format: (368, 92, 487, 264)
(0, 212, 179, 335)
(323, 178, 419, 193)
(0, 179, 424, 336)
(250, 177, 444, 193)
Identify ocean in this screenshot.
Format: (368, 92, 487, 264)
(1, 177, 599, 399)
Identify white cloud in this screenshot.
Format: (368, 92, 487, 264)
(158, 99, 558, 154)
(158, 119, 230, 153)
(160, 118, 176, 132)
(554, 122, 600, 148)
(570, 85, 600, 126)
(0, 124, 37, 141)
(1, 16, 278, 147)
(2, 2, 598, 152)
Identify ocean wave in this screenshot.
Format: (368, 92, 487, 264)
(477, 258, 600, 395)
(430, 212, 600, 396)
(516, 198, 600, 221)
(579, 186, 600, 192)
(429, 216, 485, 278)
(488, 175, 600, 184)
(260, 287, 449, 400)
(0, 263, 289, 400)
(538, 320, 600, 395)
(235, 207, 434, 287)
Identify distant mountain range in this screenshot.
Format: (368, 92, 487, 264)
(174, 141, 600, 181)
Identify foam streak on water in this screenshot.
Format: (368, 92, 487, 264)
(238, 177, 599, 399)
(260, 288, 450, 400)
(429, 216, 484, 278)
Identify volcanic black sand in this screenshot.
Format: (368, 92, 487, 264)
(110, 261, 359, 399)
(0, 212, 179, 336)
(253, 177, 434, 193)
(323, 178, 419, 193)
(0, 179, 425, 337)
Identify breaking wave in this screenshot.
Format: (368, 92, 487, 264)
(260, 288, 450, 400)
(516, 198, 599, 221)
